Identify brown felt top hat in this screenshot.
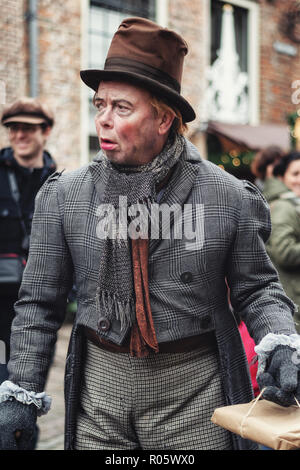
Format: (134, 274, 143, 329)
(1, 97, 54, 127)
(80, 17, 196, 123)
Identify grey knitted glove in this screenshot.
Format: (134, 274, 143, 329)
(257, 345, 300, 407)
(0, 400, 37, 450)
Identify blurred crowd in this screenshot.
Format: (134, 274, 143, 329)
(251, 145, 300, 335)
(237, 145, 300, 400)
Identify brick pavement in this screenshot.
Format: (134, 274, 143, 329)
(36, 322, 72, 450)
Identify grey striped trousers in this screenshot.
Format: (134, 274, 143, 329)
(74, 339, 232, 450)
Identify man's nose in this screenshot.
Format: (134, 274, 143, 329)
(96, 107, 113, 127)
(15, 129, 27, 138)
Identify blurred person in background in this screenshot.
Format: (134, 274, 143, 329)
(250, 145, 284, 192)
(0, 97, 56, 386)
(263, 151, 300, 333)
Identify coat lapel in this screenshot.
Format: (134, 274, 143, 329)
(149, 150, 200, 254)
(88, 153, 107, 203)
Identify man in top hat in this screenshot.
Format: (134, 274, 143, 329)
(0, 97, 56, 388)
(0, 18, 299, 451)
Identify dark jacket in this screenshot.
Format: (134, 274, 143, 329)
(0, 147, 56, 257)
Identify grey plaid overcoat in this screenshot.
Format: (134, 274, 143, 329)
(8, 139, 296, 450)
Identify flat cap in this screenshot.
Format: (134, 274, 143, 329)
(1, 97, 54, 127)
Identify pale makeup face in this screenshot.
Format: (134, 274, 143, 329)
(7, 122, 51, 168)
(94, 81, 173, 166)
(282, 159, 300, 197)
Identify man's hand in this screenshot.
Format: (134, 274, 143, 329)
(0, 400, 37, 449)
(257, 345, 300, 407)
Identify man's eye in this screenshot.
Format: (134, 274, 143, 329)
(95, 101, 104, 110)
(117, 104, 130, 113)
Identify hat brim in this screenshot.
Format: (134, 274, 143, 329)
(2, 115, 48, 126)
(80, 69, 196, 123)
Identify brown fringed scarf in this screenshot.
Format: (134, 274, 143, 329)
(130, 238, 158, 356)
(95, 132, 185, 357)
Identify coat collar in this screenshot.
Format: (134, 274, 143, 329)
(148, 139, 201, 253)
(88, 138, 202, 253)
(89, 137, 202, 197)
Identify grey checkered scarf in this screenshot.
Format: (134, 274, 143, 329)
(95, 132, 185, 332)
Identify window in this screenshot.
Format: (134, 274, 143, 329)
(211, 1, 248, 74)
(87, 0, 156, 160)
(206, 0, 259, 126)
(90, 0, 155, 18)
(206, 0, 260, 180)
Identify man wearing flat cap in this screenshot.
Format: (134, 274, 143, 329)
(0, 18, 299, 451)
(0, 97, 56, 390)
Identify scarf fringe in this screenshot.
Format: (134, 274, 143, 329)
(96, 289, 136, 332)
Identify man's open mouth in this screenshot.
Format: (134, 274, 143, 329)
(100, 139, 117, 151)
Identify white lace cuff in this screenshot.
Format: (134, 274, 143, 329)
(255, 333, 300, 376)
(0, 380, 52, 416)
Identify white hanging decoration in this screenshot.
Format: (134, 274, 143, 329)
(206, 4, 249, 124)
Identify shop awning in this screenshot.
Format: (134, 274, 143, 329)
(206, 121, 291, 152)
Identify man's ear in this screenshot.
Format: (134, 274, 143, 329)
(42, 126, 52, 138)
(158, 110, 175, 136)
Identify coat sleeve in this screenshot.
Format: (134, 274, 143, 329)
(226, 181, 297, 345)
(8, 173, 74, 392)
(267, 199, 300, 269)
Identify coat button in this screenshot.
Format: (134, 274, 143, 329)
(98, 317, 111, 332)
(180, 271, 193, 283)
(201, 315, 212, 330)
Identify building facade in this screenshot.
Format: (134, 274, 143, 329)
(0, 0, 300, 174)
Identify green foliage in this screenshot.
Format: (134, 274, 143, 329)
(209, 150, 254, 172)
(286, 111, 299, 149)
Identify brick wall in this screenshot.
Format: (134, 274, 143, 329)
(1, 1, 299, 170)
(173, 0, 300, 151)
(171, 0, 300, 128)
(168, 0, 210, 140)
(38, 0, 82, 170)
(0, 0, 82, 170)
(0, 0, 27, 148)
(259, 0, 300, 124)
